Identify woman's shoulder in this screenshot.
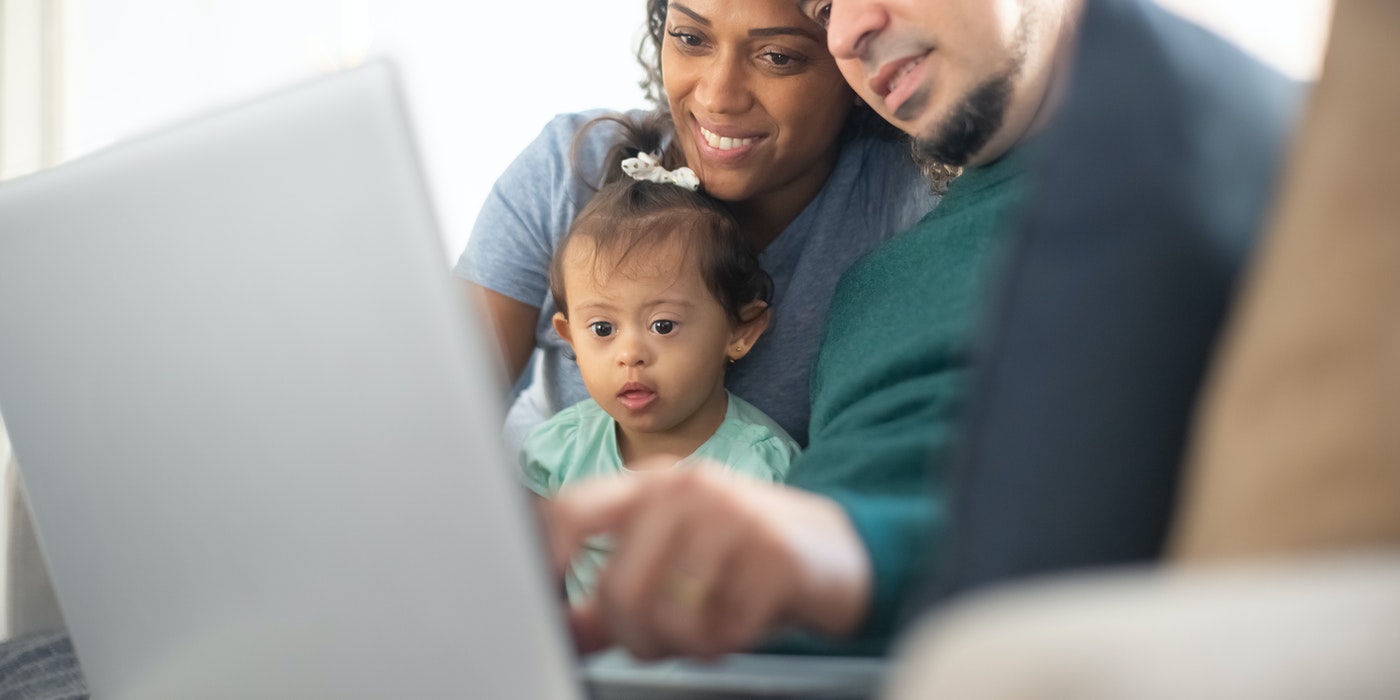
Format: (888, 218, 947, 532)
(520, 108, 667, 188)
(840, 130, 932, 194)
(537, 108, 658, 150)
(505, 108, 654, 170)
(824, 128, 940, 238)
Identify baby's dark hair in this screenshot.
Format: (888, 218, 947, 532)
(551, 112, 772, 326)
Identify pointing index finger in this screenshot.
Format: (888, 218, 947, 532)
(545, 475, 645, 573)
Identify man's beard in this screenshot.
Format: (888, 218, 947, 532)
(912, 70, 1014, 168)
(912, 0, 1032, 168)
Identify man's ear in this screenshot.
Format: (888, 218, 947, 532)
(727, 301, 771, 362)
(552, 312, 573, 347)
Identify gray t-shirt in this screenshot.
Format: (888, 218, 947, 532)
(455, 109, 936, 447)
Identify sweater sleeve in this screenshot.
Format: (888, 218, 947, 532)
(784, 199, 1008, 651)
(787, 344, 965, 648)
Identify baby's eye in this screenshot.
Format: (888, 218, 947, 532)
(814, 2, 832, 28)
(589, 321, 614, 337)
(650, 319, 675, 335)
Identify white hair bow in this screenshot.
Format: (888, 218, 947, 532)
(620, 152, 701, 191)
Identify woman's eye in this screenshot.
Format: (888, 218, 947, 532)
(589, 322, 614, 337)
(651, 320, 675, 335)
(764, 51, 794, 67)
(667, 29, 703, 48)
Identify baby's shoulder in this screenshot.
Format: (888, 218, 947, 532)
(702, 395, 801, 481)
(520, 401, 621, 491)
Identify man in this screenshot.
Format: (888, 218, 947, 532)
(548, 0, 1085, 660)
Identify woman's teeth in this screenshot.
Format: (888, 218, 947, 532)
(700, 126, 755, 151)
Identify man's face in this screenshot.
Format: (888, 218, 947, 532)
(798, 0, 1059, 168)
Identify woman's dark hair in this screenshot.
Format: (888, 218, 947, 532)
(639, 0, 669, 108)
(551, 112, 773, 326)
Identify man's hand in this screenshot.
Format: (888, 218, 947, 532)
(545, 462, 872, 660)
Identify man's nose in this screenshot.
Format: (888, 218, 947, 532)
(827, 0, 886, 61)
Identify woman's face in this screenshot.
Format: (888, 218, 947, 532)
(661, 0, 855, 207)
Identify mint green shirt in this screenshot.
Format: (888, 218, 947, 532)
(520, 392, 799, 601)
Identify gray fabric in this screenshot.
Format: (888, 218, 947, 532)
(0, 632, 85, 700)
(456, 110, 937, 447)
(923, 0, 1302, 610)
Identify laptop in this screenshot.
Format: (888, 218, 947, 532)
(0, 61, 881, 699)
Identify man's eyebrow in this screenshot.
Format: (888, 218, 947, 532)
(669, 3, 711, 26)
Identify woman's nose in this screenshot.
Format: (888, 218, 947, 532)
(693, 54, 755, 115)
(827, 0, 886, 61)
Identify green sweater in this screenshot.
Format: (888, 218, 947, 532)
(784, 152, 1029, 652)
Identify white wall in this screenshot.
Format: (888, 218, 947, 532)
(60, 0, 652, 263)
(1154, 0, 1334, 81)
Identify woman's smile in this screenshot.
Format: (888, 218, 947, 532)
(698, 125, 760, 151)
(691, 120, 765, 163)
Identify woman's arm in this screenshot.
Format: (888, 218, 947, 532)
(462, 280, 539, 387)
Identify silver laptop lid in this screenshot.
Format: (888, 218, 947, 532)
(0, 61, 581, 700)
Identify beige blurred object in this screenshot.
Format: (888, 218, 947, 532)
(3, 454, 64, 640)
(1170, 0, 1400, 561)
(883, 555, 1400, 700)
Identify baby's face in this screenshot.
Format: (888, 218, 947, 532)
(554, 239, 737, 446)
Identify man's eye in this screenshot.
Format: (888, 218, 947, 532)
(590, 322, 614, 337)
(651, 320, 675, 335)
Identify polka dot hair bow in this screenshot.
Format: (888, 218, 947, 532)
(620, 151, 700, 191)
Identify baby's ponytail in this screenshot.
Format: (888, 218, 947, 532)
(571, 111, 684, 192)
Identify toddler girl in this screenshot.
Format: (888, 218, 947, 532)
(520, 115, 799, 602)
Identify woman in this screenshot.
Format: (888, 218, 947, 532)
(456, 0, 937, 448)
